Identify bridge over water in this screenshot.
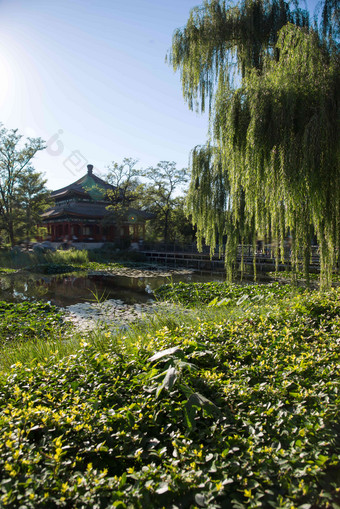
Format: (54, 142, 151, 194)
(140, 242, 321, 274)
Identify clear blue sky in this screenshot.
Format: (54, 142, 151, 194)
(0, 0, 318, 189)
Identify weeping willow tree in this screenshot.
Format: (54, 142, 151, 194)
(169, 0, 340, 287)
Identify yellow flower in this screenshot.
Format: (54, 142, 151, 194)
(4, 462, 13, 472)
(54, 448, 63, 461)
(61, 483, 69, 493)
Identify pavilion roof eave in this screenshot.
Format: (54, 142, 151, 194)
(52, 189, 88, 199)
(51, 172, 116, 199)
(41, 211, 108, 220)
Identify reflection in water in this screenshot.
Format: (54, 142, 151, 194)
(0, 272, 224, 306)
(0, 274, 50, 302)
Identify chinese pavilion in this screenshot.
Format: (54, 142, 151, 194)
(41, 164, 149, 243)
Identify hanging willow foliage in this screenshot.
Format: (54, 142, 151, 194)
(168, 0, 309, 112)
(170, 0, 340, 288)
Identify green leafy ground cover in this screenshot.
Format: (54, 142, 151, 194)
(154, 281, 304, 307)
(0, 286, 339, 508)
(0, 301, 68, 344)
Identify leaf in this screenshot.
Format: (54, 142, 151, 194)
(236, 294, 249, 306)
(216, 297, 232, 307)
(163, 366, 177, 390)
(119, 472, 127, 489)
(29, 425, 41, 432)
(112, 502, 127, 509)
(156, 366, 177, 398)
(316, 454, 328, 465)
(208, 297, 219, 307)
(183, 404, 196, 431)
(184, 392, 220, 430)
(148, 347, 182, 363)
(195, 493, 206, 506)
(155, 482, 169, 494)
(187, 392, 220, 415)
(146, 438, 160, 450)
(126, 411, 135, 428)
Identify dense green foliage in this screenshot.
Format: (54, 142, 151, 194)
(0, 125, 46, 246)
(154, 281, 303, 307)
(0, 247, 146, 273)
(169, 0, 340, 287)
(27, 263, 83, 275)
(15, 170, 50, 246)
(105, 158, 193, 243)
(0, 248, 90, 270)
(142, 161, 189, 243)
(0, 301, 67, 344)
(0, 286, 339, 508)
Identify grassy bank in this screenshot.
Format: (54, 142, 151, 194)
(0, 248, 90, 269)
(0, 284, 339, 508)
(0, 247, 146, 274)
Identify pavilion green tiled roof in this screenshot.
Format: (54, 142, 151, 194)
(51, 168, 115, 201)
(41, 165, 153, 223)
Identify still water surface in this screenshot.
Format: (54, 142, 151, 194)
(0, 272, 225, 306)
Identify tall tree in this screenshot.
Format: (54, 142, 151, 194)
(170, 195, 197, 243)
(104, 158, 144, 233)
(0, 126, 45, 246)
(143, 161, 188, 243)
(169, 0, 339, 286)
(15, 170, 50, 246)
(106, 158, 142, 208)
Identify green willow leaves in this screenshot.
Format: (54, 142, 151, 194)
(169, 0, 340, 287)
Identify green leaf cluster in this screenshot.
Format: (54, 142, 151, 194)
(0, 301, 67, 344)
(154, 280, 303, 307)
(0, 286, 339, 507)
(169, 0, 340, 287)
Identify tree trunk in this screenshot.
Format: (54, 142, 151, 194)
(163, 209, 170, 243)
(8, 221, 15, 247)
(26, 209, 31, 249)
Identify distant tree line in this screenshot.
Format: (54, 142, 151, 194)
(105, 157, 195, 244)
(0, 125, 195, 247)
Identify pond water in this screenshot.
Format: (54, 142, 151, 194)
(0, 271, 225, 306)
